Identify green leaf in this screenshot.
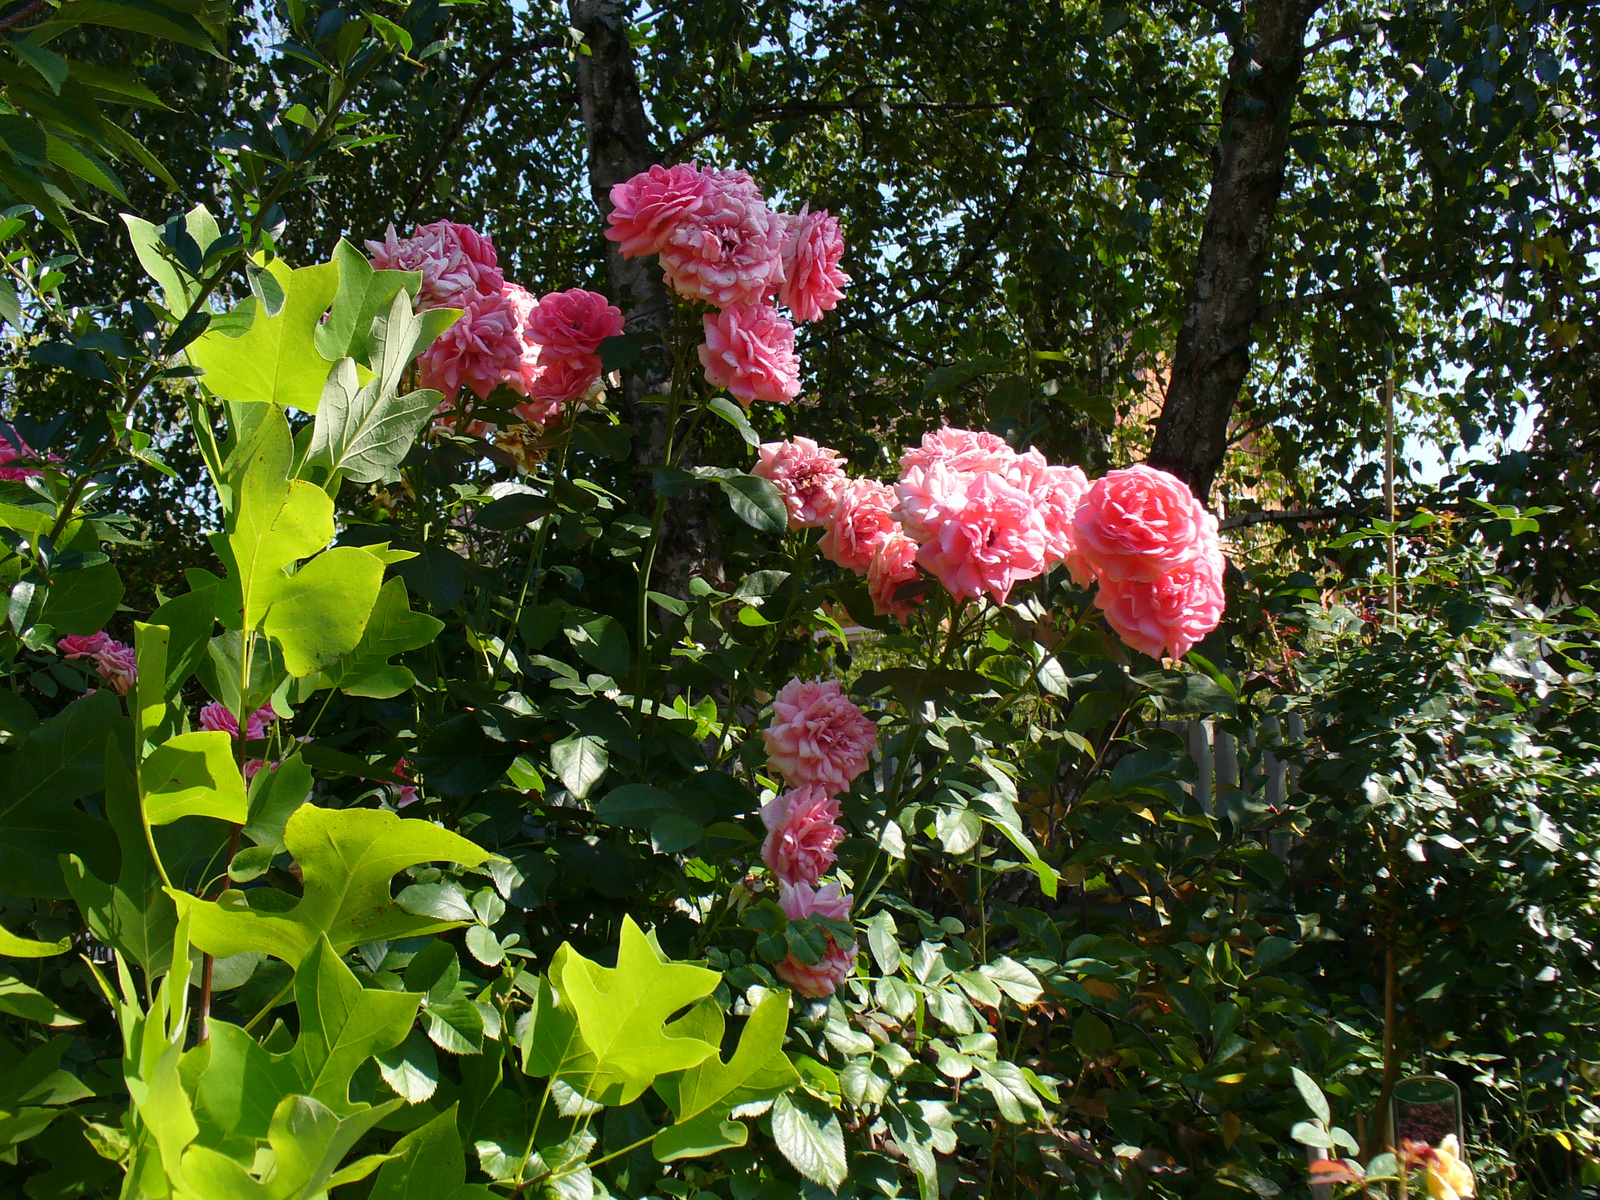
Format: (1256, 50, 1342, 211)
(314, 238, 422, 365)
(594, 784, 676, 829)
(140, 730, 248, 825)
(10, 42, 69, 94)
(171, 804, 497, 966)
(866, 911, 900, 974)
(40, 526, 123, 636)
(309, 358, 438, 485)
(0, 973, 79, 1026)
(550, 734, 608, 799)
(369, 1104, 475, 1199)
(192, 1020, 302, 1142)
(771, 1092, 848, 1191)
(375, 1028, 439, 1105)
(182, 1092, 402, 1199)
(45, 0, 225, 52)
(62, 742, 176, 974)
(217, 406, 335, 630)
(975, 793, 1059, 898)
(242, 751, 313, 853)
(563, 612, 630, 678)
(189, 255, 340, 410)
(707, 396, 759, 447)
(0, 923, 67, 958)
(121, 203, 216, 311)
(654, 991, 800, 1161)
(974, 1059, 1044, 1122)
(718, 473, 787, 532)
(259, 545, 386, 677)
(1291, 1067, 1331, 1125)
(553, 915, 721, 1105)
(150, 577, 219, 700)
(315, 577, 442, 699)
(287, 935, 421, 1112)
(1072, 1013, 1113, 1054)
(0, 689, 122, 898)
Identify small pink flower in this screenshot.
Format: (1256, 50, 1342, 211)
(58, 632, 111, 660)
(914, 472, 1048, 605)
(392, 757, 420, 808)
(605, 163, 718, 258)
(760, 786, 845, 885)
(514, 358, 600, 427)
(818, 479, 898, 573)
(1094, 547, 1225, 660)
(753, 438, 849, 530)
(899, 426, 1017, 475)
(762, 678, 877, 796)
(1011, 452, 1093, 581)
(697, 304, 800, 406)
(93, 641, 138, 696)
(524, 288, 624, 372)
(198, 701, 276, 741)
(418, 288, 527, 404)
(779, 206, 849, 323)
(658, 176, 788, 308)
(1072, 464, 1217, 584)
(365, 221, 503, 310)
(774, 881, 856, 999)
(0, 431, 53, 481)
(868, 531, 924, 622)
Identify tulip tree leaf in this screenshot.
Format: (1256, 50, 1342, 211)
(315, 577, 443, 699)
(314, 238, 422, 366)
(653, 990, 800, 1161)
(63, 743, 177, 975)
(170, 804, 497, 967)
(0, 923, 68, 959)
(258, 544, 386, 677)
(189, 255, 341, 411)
(308, 354, 439, 485)
(140, 730, 248, 826)
(0, 689, 122, 898)
(215, 406, 335, 631)
(551, 915, 721, 1106)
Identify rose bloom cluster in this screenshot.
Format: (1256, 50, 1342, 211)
(57, 632, 137, 695)
(366, 221, 624, 434)
(758, 677, 877, 998)
(755, 427, 1227, 660)
(605, 163, 849, 407)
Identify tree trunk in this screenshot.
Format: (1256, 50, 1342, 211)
(1147, 0, 1319, 500)
(569, 0, 720, 588)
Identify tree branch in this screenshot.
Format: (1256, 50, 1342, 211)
(1257, 261, 1521, 322)
(405, 37, 562, 216)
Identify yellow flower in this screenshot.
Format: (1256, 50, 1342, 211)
(1426, 1135, 1475, 1200)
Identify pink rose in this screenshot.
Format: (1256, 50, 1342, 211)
(524, 288, 624, 372)
(365, 221, 503, 310)
(659, 174, 788, 308)
(899, 426, 1016, 476)
(418, 287, 528, 404)
(752, 437, 849, 529)
(93, 640, 138, 696)
(605, 163, 718, 258)
(760, 786, 845, 886)
(1094, 547, 1225, 660)
(697, 304, 801, 406)
(778, 206, 849, 323)
(762, 678, 877, 796)
(58, 632, 111, 660)
(198, 700, 276, 741)
(894, 459, 972, 544)
(1011, 452, 1093, 581)
(818, 479, 898, 573)
(392, 757, 420, 809)
(774, 881, 856, 999)
(1072, 464, 1217, 584)
(914, 472, 1047, 605)
(0, 431, 52, 481)
(868, 531, 924, 621)
(515, 359, 600, 427)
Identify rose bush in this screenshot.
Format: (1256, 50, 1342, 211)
(0, 17, 1593, 1193)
